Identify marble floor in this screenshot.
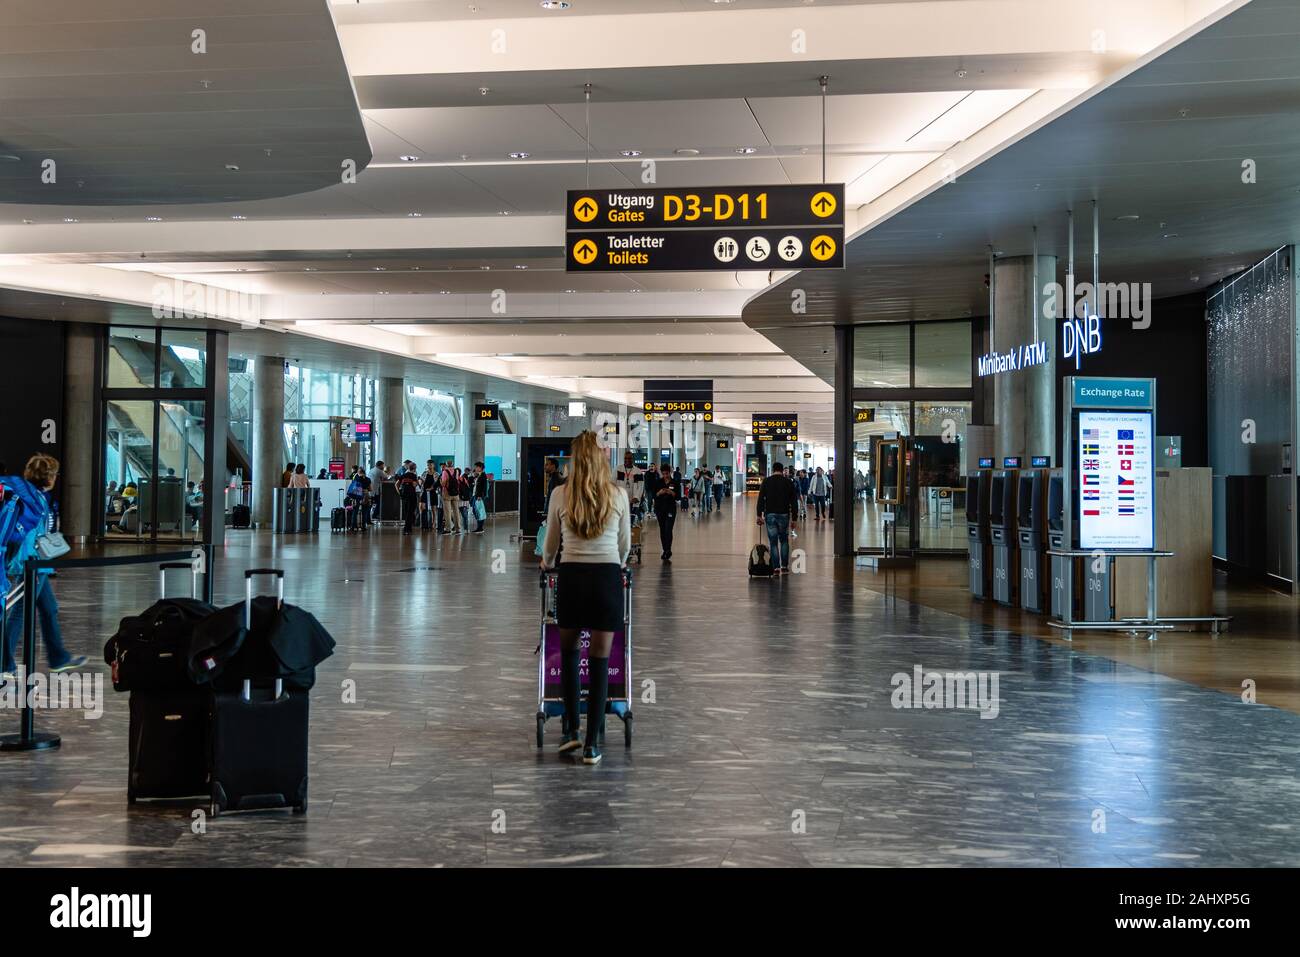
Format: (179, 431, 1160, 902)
(2, 497, 1298, 867)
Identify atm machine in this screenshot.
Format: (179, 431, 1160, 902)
(989, 465, 1019, 605)
(966, 468, 992, 599)
(1046, 470, 1079, 620)
(1017, 468, 1049, 612)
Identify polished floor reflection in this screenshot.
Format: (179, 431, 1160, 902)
(2, 497, 1298, 867)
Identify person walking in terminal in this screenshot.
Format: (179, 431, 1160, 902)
(397, 465, 421, 535)
(645, 463, 681, 562)
(466, 462, 487, 534)
(796, 468, 810, 520)
(368, 460, 389, 521)
(1, 455, 88, 684)
(757, 462, 798, 576)
(440, 461, 461, 533)
(539, 430, 630, 766)
(809, 466, 830, 522)
(712, 466, 725, 510)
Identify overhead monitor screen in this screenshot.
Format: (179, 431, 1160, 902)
(1077, 410, 1154, 550)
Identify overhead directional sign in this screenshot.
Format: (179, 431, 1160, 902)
(475, 403, 499, 421)
(752, 414, 798, 442)
(566, 185, 844, 272)
(643, 378, 713, 421)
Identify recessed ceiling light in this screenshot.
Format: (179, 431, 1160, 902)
(674, 148, 701, 156)
(399, 155, 420, 163)
(508, 151, 531, 160)
(304, 267, 317, 272)
(1163, 233, 1180, 239)
(373, 266, 387, 271)
(1115, 214, 1140, 221)
(231, 215, 247, 220)
(735, 147, 758, 155)
(225, 164, 239, 171)
(62, 217, 78, 223)
(620, 149, 642, 157)
(144, 216, 162, 222)
(498, 211, 512, 216)
(478, 88, 490, 97)
(515, 264, 528, 269)
(439, 290, 451, 295)
(378, 291, 389, 295)
(540, 0, 570, 8)
(235, 268, 247, 273)
(564, 289, 576, 293)
(21, 219, 33, 224)
(408, 212, 422, 217)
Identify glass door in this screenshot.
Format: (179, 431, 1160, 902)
(853, 400, 911, 552)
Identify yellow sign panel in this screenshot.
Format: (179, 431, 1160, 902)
(572, 195, 599, 223)
(810, 191, 837, 218)
(572, 238, 598, 265)
(810, 234, 837, 261)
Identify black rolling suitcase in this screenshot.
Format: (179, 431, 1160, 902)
(207, 570, 310, 816)
(115, 563, 213, 803)
(330, 490, 348, 533)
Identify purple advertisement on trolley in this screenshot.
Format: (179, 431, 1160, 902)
(542, 626, 626, 700)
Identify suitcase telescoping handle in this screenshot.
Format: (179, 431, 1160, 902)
(159, 562, 198, 600)
(243, 569, 285, 703)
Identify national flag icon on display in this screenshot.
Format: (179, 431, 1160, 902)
(1118, 506, 1135, 515)
(1083, 428, 1100, 439)
(1082, 443, 1100, 455)
(1118, 443, 1135, 455)
(1083, 459, 1099, 470)
(1118, 429, 1134, 440)
(1117, 474, 1134, 486)
(1083, 475, 1099, 486)
(1084, 509, 1101, 516)
(1083, 489, 1100, 501)
(1120, 459, 1132, 471)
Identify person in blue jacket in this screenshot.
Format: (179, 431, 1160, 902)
(1, 455, 86, 684)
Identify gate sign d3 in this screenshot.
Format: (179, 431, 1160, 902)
(566, 185, 844, 272)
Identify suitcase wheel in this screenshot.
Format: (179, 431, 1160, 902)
(293, 796, 308, 814)
(624, 713, 633, 748)
(209, 802, 220, 818)
(536, 714, 545, 749)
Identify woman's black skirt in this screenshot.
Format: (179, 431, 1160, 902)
(556, 562, 624, 632)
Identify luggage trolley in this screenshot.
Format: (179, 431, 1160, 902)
(534, 567, 634, 748)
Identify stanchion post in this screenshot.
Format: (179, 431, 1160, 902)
(0, 558, 60, 751)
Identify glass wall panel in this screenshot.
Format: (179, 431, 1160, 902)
(852, 400, 911, 550)
(103, 399, 155, 538)
(853, 324, 910, 388)
(157, 399, 206, 540)
(914, 401, 970, 550)
(160, 329, 207, 389)
(914, 321, 972, 388)
(107, 327, 156, 389)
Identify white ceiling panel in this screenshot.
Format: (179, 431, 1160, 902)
(550, 98, 768, 153)
(909, 89, 1037, 143)
(845, 151, 943, 206)
(456, 162, 633, 213)
(750, 91, 970, 149)
(364, 105, 589, 160)
(610, 157, 791, 187)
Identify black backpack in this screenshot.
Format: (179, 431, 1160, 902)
(104, 598, 216, 692)
(748, 542, 773, 577)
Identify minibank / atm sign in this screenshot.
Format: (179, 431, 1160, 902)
(566, 185, 844, 272)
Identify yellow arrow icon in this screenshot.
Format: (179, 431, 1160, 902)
(810, 191, 837, 218)
(810, 234, 837, 261)
(572, 238, 599, 265)
(573, 196, 599, 223)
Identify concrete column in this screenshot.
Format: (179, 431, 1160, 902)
(62, 323, 96, 541)
(531, 402, 555, 436)
(252, 355, 285, 528)
(468, 391, 486, 466)
(377, 377, 405, 467)
(992, 255, 1057, 462)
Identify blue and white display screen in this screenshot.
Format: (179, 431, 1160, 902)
(1077, 410, 1154, 550)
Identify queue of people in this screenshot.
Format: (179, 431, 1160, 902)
(344, 459, 490, 536)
